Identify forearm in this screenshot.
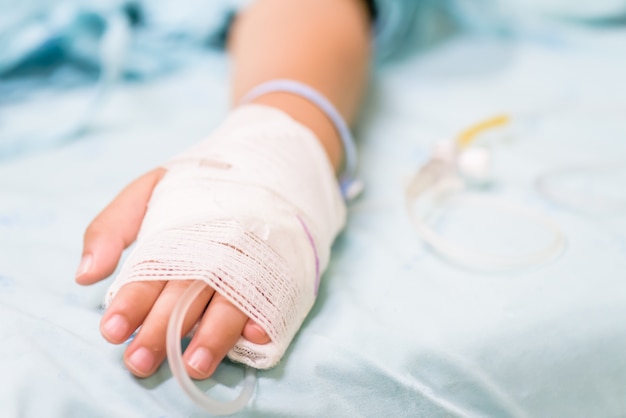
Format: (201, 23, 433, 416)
(228, 0, 372, 173)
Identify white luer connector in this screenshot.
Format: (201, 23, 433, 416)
(457, 146, 493, 186)
(106, 104, 346, 369)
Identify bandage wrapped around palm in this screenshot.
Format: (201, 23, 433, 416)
(106, 105, 346, 368)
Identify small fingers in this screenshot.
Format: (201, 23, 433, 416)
(76, 168, 165, 285)
(183, 293, 250, 379)
(103, 279, 271, 380)
(123, 280, 214, 378)
(100, 281, 166, 344)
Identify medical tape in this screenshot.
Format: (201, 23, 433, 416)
(240, 78, 362, 200)
(106, 103, 346, 372)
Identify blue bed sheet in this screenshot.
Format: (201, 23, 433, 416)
(1, 25, 626, 417)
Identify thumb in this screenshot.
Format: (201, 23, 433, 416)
(76, 168, 165, 285)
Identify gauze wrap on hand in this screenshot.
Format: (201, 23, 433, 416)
(105, 104, 346, 369)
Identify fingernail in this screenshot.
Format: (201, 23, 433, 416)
(188, 348, 213, 375)
(75, 254, 92, 278)
(249, 323, 271, 344)
(128, 347, 155, 374)
(102, 314, 129, 342)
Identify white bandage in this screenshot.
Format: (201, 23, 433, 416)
(106, 104, 346, 369)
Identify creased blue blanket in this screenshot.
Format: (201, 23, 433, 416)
(1, 1, 626, 417)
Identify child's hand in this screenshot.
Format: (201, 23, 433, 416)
(76, 168, 270, 379)
(76, 104, 346, 378)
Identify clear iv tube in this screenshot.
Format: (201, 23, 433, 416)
(406, 188, 566, 271)
(406, 114, 566, 271)
(166, 280, 257, 415)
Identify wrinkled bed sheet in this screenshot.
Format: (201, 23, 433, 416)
(1, 27, 626, 417)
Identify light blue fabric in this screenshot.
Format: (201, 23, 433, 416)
(2, 15, 626, 416)
(2, 0, 626, 77)
(2, 0, 626, 160)
(2, 2, 626, 417)
(371, 0, 626, 60)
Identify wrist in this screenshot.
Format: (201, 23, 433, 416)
(247, 92, 344, 175)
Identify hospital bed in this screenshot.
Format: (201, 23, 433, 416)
(1, 13, 626, 418)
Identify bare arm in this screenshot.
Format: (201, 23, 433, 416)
(230, 0, 372, 171)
